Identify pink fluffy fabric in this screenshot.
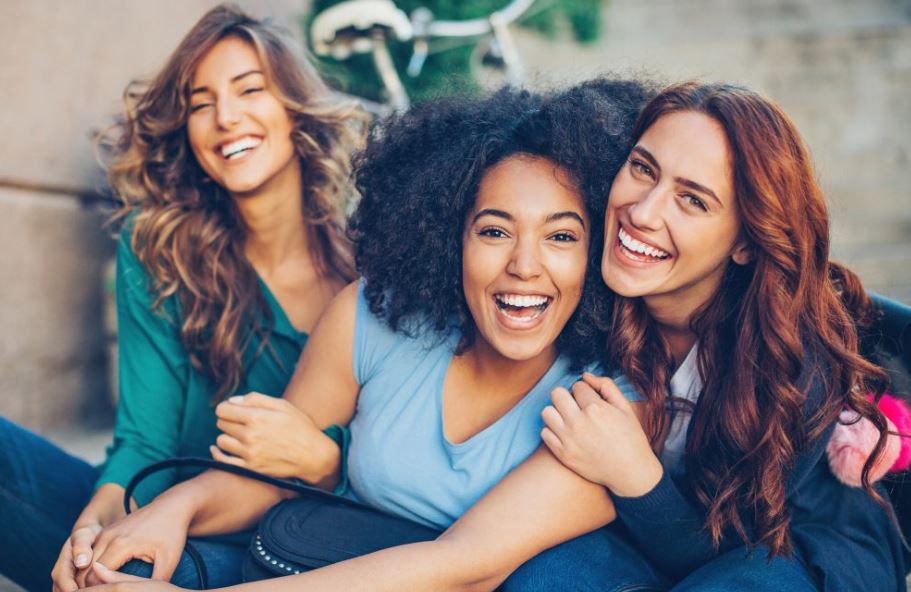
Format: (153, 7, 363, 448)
(826, 394, 911, 487)
(877, 394, 911, 471)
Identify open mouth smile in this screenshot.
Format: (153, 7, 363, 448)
(218, 135, 263, 161)
(617, 225, 671, 262)
(494, 293, 552, 323)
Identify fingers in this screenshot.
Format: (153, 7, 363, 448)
(209, 445, 247, 467)
(92, 561, 148, 583)
(72, 524, 102, 570)
(215, 418, 246, 438)
(214, 433, 245, 457)
(550, 386, 581, 421)
(239, 392, 289, 409)
(570, 380, 602, 408)
(214, 399, 254, 423)
(540, 427, 563, 456)
(541, 403, 565, 433)
(583, 373, 631, 410)
(51, 539, 78, 592)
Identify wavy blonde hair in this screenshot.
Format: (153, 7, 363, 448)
(104, 3, 364, 402)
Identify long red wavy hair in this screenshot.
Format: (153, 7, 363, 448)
(607, 82, 889, 556)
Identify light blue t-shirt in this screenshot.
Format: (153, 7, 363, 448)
(344, 281, 640, 529)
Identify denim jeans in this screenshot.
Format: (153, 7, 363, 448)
(502, 525, 668, 592)
(502, 524, 819, 592)
(120, 537, 248, 588)
(0, 416, 100, 591)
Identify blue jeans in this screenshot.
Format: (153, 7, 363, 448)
(0, 416, 250, 590)
(502, 526, 668, 592)
(120, 538, 248, 588)
(502, 525, 819, 592)
(0, 416, 99, 591)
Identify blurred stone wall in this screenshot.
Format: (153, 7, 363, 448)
(0, 0, 908, 433)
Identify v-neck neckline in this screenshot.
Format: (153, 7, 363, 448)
(436, 340, 566, 448)
(255, 274, 308, 340)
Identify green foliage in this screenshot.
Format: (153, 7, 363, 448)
(305, 0, 605, 104)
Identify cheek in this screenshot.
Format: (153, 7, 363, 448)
(554, 249, 588, 303)
(186, 122, 214, 173)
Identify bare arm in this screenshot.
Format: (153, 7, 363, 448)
(88, 283, 362, 574)
(223, 448, 615, 592)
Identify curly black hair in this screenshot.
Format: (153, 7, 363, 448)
(348, 78, 654, 369)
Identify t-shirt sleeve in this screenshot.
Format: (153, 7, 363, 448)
(95, 228, 190, 504)
(352, 280, 402, 385)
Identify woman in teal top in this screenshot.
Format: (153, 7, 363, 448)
(0, 5, 361, 591)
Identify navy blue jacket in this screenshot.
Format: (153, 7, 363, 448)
(614, 364, 906, 591)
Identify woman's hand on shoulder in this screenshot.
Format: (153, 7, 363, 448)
(212, 392, 340, 483)
(541, 372, 663, 498)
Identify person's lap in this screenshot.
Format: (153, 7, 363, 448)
(502, 524, 819, 592)
(671, 546, 818, 592)
(501, 525, 668, 592)
(0, 416, 99, 591)
(119, 538, 248, 588)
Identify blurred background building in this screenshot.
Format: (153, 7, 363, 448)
(0, 0, 908, 541)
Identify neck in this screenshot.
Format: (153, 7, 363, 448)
(460, 337, 557, 392)
(644, 297, 698, 368)
(234, 163, 311, 272)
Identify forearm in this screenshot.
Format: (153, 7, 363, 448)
(151, 470, 289, 537)
(216, 538, 505, 592)
(613, 469, 717, 577)
(73, 484, 131, 530)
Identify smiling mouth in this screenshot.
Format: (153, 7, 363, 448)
(219, 136, 262, 160)
(617, 226, 671, 262)
(495, 293, 552, 323)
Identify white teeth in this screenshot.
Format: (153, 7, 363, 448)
(220, 136, 262, 159)
(618, 227, 669, 259)
(496, 294, 550, 308)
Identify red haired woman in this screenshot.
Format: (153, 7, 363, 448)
(503, 82, 906, 591)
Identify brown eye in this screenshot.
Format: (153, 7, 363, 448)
(479, 227, 508, 239)
(682, 193, 708, 212)
(629, 158, 654, 179)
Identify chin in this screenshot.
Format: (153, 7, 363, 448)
(491, 339, 553, 363)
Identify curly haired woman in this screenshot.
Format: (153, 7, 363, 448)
(0, 5, 362, 591)
(75, 82, 656, 590)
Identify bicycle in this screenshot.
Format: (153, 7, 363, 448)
(309, 0, 538, 115)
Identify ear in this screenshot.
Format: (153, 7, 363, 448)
(731, 241, 752, 266)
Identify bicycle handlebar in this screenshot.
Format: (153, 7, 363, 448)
(423, 0, 535, 38)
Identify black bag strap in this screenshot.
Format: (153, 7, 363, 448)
(123, 457, 368, 588)
(123, 456, 362, 515)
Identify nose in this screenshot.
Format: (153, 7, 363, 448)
(215, 95, 242, 129)
(506, 237, 544, 280)
(627, 184, 665, 231)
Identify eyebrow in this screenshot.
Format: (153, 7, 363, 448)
(471, 208, 586, 228)
(190, 70, 264, 96)
(631, 145, 723, 207)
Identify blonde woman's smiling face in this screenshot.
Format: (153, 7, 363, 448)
(602, 111, 750, 319)
(186, 36, 298, 198)
(462, 155, 590, 365)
